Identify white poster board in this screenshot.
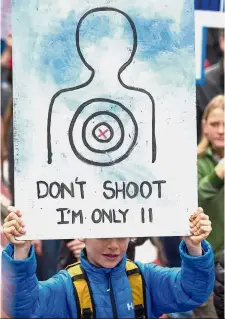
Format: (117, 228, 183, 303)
(12, 0, 197, 239)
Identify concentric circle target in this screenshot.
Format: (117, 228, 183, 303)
(68, 98, 138, 166)
(82, 111, 124, 154)
(92, 122, 114, 143)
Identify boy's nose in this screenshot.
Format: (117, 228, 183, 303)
(107, 238, 120, 251)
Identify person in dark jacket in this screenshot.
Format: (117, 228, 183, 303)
(196, 29, 224, 142)
(2, 205, 215, 319)
(214, 250, 224, 319)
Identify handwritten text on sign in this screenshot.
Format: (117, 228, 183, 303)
(36, 179, 166, 225)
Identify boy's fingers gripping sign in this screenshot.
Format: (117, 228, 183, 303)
(3, 206, 26, 245)
(188, 207, 212, 245)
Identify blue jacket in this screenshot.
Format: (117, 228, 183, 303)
(2, 240, 214, 318)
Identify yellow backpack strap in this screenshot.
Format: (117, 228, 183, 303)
(126, 259, 147, 319)
(66, 262, 95, 319)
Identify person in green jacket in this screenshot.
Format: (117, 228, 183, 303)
(193, 94, 224, 319)
(197, 94, 224, 261)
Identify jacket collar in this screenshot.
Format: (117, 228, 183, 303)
(80, 249, 127, 277)
(206, 147, 222, 164)
(206, 147, 213, 157)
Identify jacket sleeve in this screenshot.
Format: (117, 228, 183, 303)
(140, 240, 215, 318)
(198, 160, 224, 201)
(214, 251, 224, 319)
(2, 244, 75, 319)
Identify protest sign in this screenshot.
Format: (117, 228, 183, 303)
(194, 0, 225, 85)
(12, 0, 197, 239)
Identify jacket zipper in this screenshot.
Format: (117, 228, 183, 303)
(107, 274, 118, 318)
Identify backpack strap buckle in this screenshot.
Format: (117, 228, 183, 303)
(82, 308, 93, 319)
(134, 304, 145, 319)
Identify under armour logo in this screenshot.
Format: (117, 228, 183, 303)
(127, 302, 134, 311)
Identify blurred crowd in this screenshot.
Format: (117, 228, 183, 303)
(1, 13, 224, 319)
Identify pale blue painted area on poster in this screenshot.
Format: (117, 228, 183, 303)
(35, 10, 80, 86)
(12, 0, 195, 88)
(124, 15, 179, 59)
(12, 0, 195, 174)
(37, 13, 112, 86)
(32, 0, 195, 89)
(12, 0, 196, 180)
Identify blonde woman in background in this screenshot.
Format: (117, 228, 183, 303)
(193, 95, 224, 319)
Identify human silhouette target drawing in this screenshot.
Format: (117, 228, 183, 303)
(47, 7, 156, 167)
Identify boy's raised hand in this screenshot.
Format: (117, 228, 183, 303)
(184, 207, 212, 256)
(3, 207, 31, 256)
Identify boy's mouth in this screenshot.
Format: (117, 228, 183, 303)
(102, 254, 119, 260)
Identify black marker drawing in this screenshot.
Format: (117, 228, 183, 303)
(47, 7, 156, 166)
(81, 108, 125, 154)
(69, 98, 138, 165)
(92, 121, 114, 144)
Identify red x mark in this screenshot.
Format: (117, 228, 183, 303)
(98, 128, 109, 139)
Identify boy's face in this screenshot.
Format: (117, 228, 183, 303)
(84, 238, 129, 268)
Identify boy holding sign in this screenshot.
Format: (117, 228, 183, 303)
(2, 206, 214, 319)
